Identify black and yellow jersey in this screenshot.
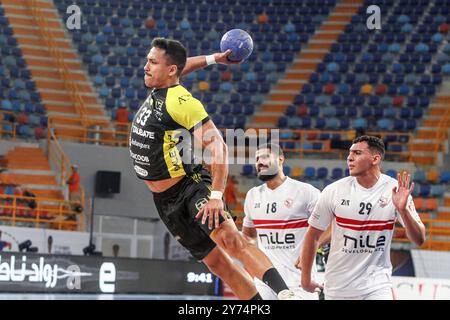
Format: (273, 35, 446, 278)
(129, 84, 210, 181)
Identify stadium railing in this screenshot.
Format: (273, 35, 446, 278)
(393, 216, 450, 251)
(46, 117, 413, 160)
(0, 193, 83, 230)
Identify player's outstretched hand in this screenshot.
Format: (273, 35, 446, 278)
(392, 172, 414, 212)
(214, 50, 241, 65)
(195, 199, 228, 230)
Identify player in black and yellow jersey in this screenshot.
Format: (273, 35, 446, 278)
(130, 38, 297, 300)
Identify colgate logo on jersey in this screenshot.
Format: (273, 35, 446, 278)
(259, 232, 295, 245)
(343, 234, 386, 249)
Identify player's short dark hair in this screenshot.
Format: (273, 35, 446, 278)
(352, 135, 385, 159)
(151, 38, 187, 77)
(257, 143, 284, 158)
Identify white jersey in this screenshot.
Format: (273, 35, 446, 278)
(243, 177, 321, 295)
(308, 174, 421, 299)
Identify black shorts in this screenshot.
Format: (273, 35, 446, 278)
(152, 167, 231, 261)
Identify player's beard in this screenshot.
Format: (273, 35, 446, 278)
(257, 165, 278, 182)
(258, 173, 278, 182)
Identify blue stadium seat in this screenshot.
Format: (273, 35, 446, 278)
(414, 170, 427, 183)
(278, 116, 288, 128)
(231, 104, 243, 115)
(283, 165, 292, 177)
(304, 167, 316, 179)
(430, 185, 445, 197)
(244, 105, 254, 116)
(439, 171, 450, 184)
(223, 115, 234, 127)
(331, 168, 343, 180)
(419, 184, 431, 197)
(212, 114, 223, 126)
(317, 167, 328, 179)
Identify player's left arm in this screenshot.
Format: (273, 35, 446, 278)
(392, 172, 426, 246)
(296, 225, 330, 270)
(300, 226, 325, 293)
(181, 50, 237, 76)
(193, 120, 229, 229)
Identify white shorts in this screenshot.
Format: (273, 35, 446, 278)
(254, 278, 319, 300)
(325, 287, 395, 300)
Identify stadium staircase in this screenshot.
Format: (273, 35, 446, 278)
(443, 193, 450, 218)
(1, 145, 63, 200)
(252, 0, 364, 127)
(410, 88, 450, 165)
(0, 0, 109, 138)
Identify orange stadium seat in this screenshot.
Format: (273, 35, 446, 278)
(414, 197, 424, 211)
(425, 198, 439, 211)
(292, 166, 303, 178)
(426, 168, 439, 183)
(198, 81, 210, 91)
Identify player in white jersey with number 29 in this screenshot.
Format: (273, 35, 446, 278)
(301, 135, 426, 300)
(242, 143, 329, 300)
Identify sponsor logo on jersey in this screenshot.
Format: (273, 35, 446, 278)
(153, 110, 163, 122)
(131, 125, 155, 139)
(178, 94, 191, 104)
(130, 139, 151, 149)
(311, 212, 320, 221)
(258, 232, 296, 250)
(259, 232, 295, 244)
(130, 150, 150, 163)
(195, 198, 209, 211)
(342, 234, 386, 254)
(341, 199, 350, 206)
(254, 203, 260, 209)
(134, 165, 148, 177)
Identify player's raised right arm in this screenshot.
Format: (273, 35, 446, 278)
(181, 50, 236, 76)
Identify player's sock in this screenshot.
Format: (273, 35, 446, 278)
(250, 293, 262, 300)
(262, 267, 289, 294)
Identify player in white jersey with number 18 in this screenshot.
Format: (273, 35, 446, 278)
(242, 143, 330, 300)
(301, 135, 426, 300)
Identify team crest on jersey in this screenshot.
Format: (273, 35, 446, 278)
(378, 196, 389, 208)
(195, 198, 209, 211)
(284, 198, 293, 208)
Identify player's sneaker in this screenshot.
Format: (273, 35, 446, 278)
(277, 289, 302, 300)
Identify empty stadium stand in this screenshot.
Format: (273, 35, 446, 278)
(0, 0, 448, 251)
